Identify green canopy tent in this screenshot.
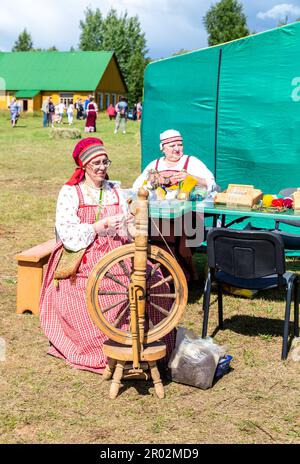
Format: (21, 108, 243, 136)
(141, 22, 300, 192)
(141, 22, 300, 254)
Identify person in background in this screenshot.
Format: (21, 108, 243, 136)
(8, 97, 21, 128)
(107, 103, 116, 121)
(54, 104, 60, 124)
(114, 96, 128, 134)
(85, 96, 98, 132)
(132, 104, 137, 121)
(76, 98, 84, 120)
(136, 101, 142, 120)
(48, 97, 55, 128)
(39, 137, 175, 373)
(83, 95, 90, 119)
(67, 102, 74, 125)
(57, 101, 65, 124)
(41, 97, 49, 128)
(133, 129, 216, 192)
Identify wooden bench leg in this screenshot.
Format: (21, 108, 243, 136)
(15, 238, 55, 316)
(16, 261, 44, 316)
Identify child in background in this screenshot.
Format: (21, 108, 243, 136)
(67, 103, 74, 125)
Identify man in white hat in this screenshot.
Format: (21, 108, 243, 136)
(132, 129, 216, 191)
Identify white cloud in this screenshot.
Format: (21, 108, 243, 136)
(1, 1, 299, 58)
(257, 3, 300, 20)
(0, 0, 209, 57)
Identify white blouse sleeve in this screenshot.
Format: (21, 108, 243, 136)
(132, 160, 157, 191)
(188, 156, 216, 192)
(117, 186, 130, 217)
(55, 185, 96, 251)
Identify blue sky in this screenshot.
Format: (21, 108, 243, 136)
(0, 0, 300, 58)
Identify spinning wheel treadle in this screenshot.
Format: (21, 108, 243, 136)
(86, 188, 188, 399)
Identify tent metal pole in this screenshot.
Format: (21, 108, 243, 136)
(214, 48, 223, 180)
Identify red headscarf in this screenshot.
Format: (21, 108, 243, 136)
(66, 137, 107, 186)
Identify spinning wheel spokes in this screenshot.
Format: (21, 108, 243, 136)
(149, 301, 173, 317)
(149, 274, 173, 289)
(150, 262, 161, 277)
(87, 243, 187, 345)
(105, 272, 128, 288)
(118, 259, 131, 278)
(112, 303, 130, 327)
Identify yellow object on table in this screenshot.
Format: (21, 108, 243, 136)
(262, 194, 274, 207)
(156, 187, 166, 200)
(177, 175, 198, 200)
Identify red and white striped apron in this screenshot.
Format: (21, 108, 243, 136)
(40, 185, 175, 373)
(155, 155, 190, 187)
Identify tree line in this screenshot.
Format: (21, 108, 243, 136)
(10, 1, 300, 104)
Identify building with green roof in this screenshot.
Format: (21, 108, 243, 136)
(0, 51, 127, 112)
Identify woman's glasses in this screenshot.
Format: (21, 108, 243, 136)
(87, 159, 112, 170)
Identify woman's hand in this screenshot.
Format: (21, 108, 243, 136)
(172, 170, 188, 183)
(126, 213, 136, 239)
(93, 214, 125, 236)
(108, 214, 125, 231)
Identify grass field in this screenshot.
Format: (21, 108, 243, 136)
(0, 111, 299, 444)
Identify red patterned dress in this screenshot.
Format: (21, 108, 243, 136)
(40, 182, 175, 373)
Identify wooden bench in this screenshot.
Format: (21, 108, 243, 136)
(15, 239, 56, 316)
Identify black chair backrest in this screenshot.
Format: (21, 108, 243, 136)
(207, 228, 285, 279)
(274, 219, 300, 250)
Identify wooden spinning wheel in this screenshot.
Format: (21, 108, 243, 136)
(86, 189, 188, 399)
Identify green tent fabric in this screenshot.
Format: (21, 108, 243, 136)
(141, 22, 300, 194)
(141, 46, 220, 175)
(141, 22, 300, 253)
(15, 90, 40, 98)
(217, 26, 300, 193)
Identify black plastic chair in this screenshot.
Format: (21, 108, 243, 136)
(273, 219, 300, 250)
(202, 228, 299, 359)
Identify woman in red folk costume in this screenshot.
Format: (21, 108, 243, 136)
(85, 96, 98, 132)
(40, 137, 174, 373)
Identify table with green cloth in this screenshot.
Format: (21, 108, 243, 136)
(148, 200, 300, 257)
(149, 199, 300, 221)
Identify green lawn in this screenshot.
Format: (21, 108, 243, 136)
(0, 111, 299, 444)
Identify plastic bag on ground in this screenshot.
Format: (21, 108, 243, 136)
(168, 327, 227, 389)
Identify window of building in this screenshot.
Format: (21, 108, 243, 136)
(98, 93, 103, 110)
(112, 94, 117, 106)
(59, 92, 73, 106)
(105, 93, 110, 109)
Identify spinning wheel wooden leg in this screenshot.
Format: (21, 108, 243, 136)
(103, 358, 117, 380)
(109, 360, 126, 399)
(148, 361, 165, 399)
